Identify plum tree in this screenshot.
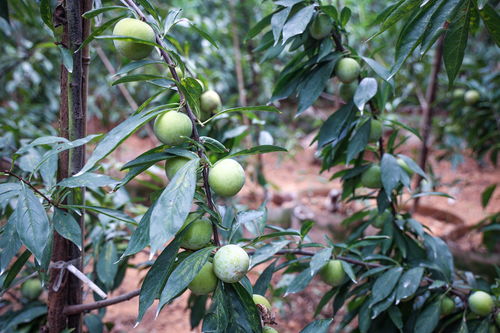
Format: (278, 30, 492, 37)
(179, 215, 212, 250)
(252, 294, 272, 310)
(339, 82, 357, 101)
(320, 260, 346, 286)
(369, 119, 382, 142)
(21, 279, 42, 300)
(464, 89, 480, 105)
(360, 164, 382, 189)
(263, 327, 278, 333)
(213, 244, 249, 283)
(468, 291, 494, 316)
(208, 159, 245, 197)
(440, 297, 455, 316)
(335, 57, 360, 84)
(200, 90, 222, 121)
(112, 18, 155, 60)
(309, 13, 332, 40)
(153, 111, 193, 146)
(165, 156, 190, 180)
(188, 261, 218, 295)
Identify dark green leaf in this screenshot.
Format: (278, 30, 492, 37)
(2, 305, 47, 331)
(443, 0, 471, 85)
(314, 288, 336, 317)
(228, 145, 287, 158)
(15, 187, 50, 264)
(414, 298, 441, 333)
(58, 45, 73, 73)
(253, 261, 276, 296)
(395, 267, 424, 303)
(300, 220, 315, 238)
(157, 246, 214, 313)
(204, 105, 280, 123)
(2, 250, 30, 289)
(189, 22, 219, 48)
(84, 314, 103, 333)
(318, 101, 355, 147)
(40, 0, 53, 31)
(271, 7, 291, 42)
(83, 6, 129, 19)
(340, 7, 352, 26)
(482, 184, 497, 208)
(53, 208, 82, 251)
(297, 58, 338, 115)
(135, 0, 160, 23)
(251, 240, 290, 267)
(361, 56, 392, 82)
(354, 78, 377, 111)
(112, 74, 168, 86)
(285, 267, 314, 295)
(300, 319, 333, 333)
(388, 306, 403, 330)
(57, 173, 119, 188)
(0, 214, 21, 274)
(96, 241, 118, 289)
(119, 207, 151, 260)
(421, 0, 462, 54)
(423, 234, 453, 281)
(200, 136, 228, 153)
(226, 282, 262, 333)
(63, 205, 136, 225)
(379, 0, 421, 36)
(478, 4, 500, 47)
(346, 119, 370, 164)
(381, 153, 403, 198)
(137, 234, 183, 323)
(150, 158, 199, 254)
(370, 266, 403, 305)
(310, 248, 332, 276)
(282, 5, 315, 43)
(114, 60, 165, 76)
(341, 261, 357, 284)
(246, 13, 273, 40)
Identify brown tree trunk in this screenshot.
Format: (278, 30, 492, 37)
(413, 35, 445, 211)
(48, 0, 90, 331)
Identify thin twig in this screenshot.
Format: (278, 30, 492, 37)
(63, 289, 140, 315)
(124, 0, 220, 246)
(0, 170, 60, 207)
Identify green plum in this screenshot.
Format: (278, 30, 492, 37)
(208, 159, 245, 197)
(360, 164, 382, 189)
(165, 156, 190, 180)
(113, 18, 155, 60)
(253, 294, 272, 310)
(468, 291, 494, 316)
(213, 244, 249, 283)
(188, 262, 218, 295)
(336, 58, 360, 84)
(309, 13, 332, 40)
(320, 260, 346, 286)
(153, 111, 193, 146)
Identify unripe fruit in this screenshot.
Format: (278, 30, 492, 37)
(360, 164, 382, 189)
(320, 260, 346, 286)
(208, 159, 245, 197)
(213, 244, 249, 283)
(440, 297, 455, 316)
(201, 90, 222, 113)
(113, 18, 155, 60)
(188, 262, 218, 295)
(339, 82, 357, 101)
(468, 291, 494, 316)
(373, 210, 392, 228)
(369, 119, 383, 142)
(464, 90, 480, 105)
(452, 88, 465, 99)
(309, 13, 332, 40)
(397, 158, 414, 176)
(165, 156, 190, 180)
(179, 215, 212, 250)
(336, 58, 360, 84)
(253, 294, 272, 310)
(153, 111, 193, 146)
(21, 279, 43, 300)
(263, 327, 279, 333)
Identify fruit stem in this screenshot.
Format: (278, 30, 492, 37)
(124, 0, 221, 246)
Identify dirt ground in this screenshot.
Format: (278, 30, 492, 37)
(96, 129, 500, 333)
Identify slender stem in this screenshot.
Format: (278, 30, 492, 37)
(124, 0, 220, 246)
(0, 170, 60, 207)
(63, 289, 140, 315)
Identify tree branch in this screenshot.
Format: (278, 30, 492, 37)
(0, 170, 60, 207)
(124, 0, 220, 246)
(63, 289, 140, 315)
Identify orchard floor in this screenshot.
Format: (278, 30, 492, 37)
(98, 130, 500, 333)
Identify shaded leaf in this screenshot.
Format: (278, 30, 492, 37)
(53, 208, 82, 251)
(300, 319, 333, 333)
(58, 173, 119, 188)
(354, 78, 378, 111)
